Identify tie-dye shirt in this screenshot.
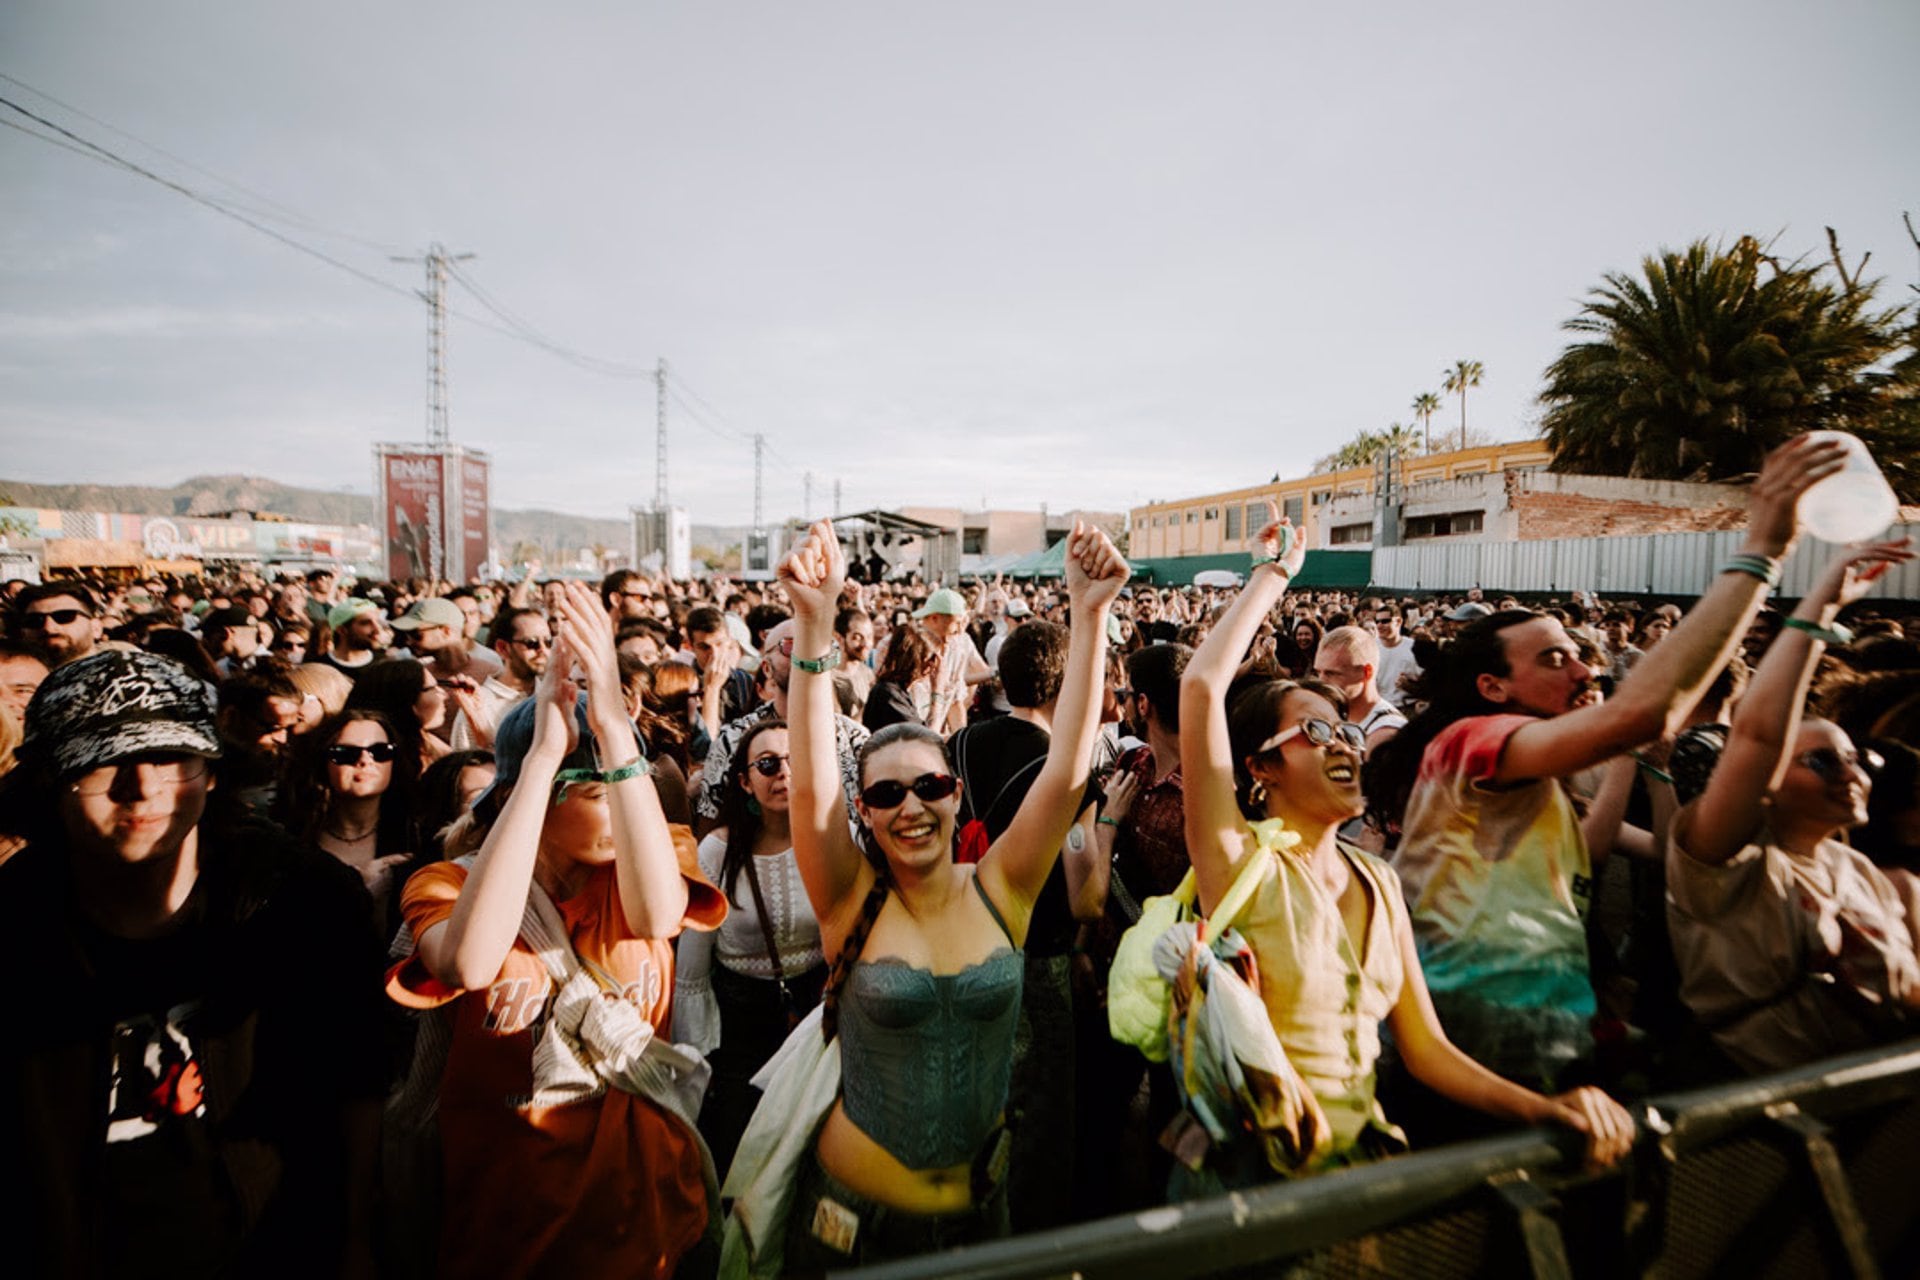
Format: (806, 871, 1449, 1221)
(1390, 714, 1594, 1084)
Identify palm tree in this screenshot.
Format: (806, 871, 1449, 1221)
(1411, 392, 1443, 452)
(1380, 422, 1421, 458)
(1441, 360, 1484, 452)
(1538, 236, 1911, 491)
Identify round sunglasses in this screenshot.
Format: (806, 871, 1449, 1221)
(1254, 717, 1368, 756)
(859, 772, 959, 810)
(326, 742, 398, 766)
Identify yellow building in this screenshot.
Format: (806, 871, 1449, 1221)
(1127, 439, 1553, 558)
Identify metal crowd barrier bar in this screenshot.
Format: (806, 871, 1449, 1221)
(841, 1039, 1920, 1280)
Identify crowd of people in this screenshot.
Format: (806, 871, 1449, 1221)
(4, 435, 1920, 1276)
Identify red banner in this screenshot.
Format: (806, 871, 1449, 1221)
(384, 452, 444, 581)
(460, 456, 490, 580)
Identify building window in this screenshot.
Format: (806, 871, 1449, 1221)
(1282, 496, 1304, 524)
(1330, 522, 1372, 545)
(1311, 489, 1331, 506)
(1403, 510, 1486, 539)
(1186, 511, 1198, 524)
(1244, 501, 1265, 534)
(1203, 507, 1218, 521)
(1224, 504, 1242, 540)
(962, 527, 986, 555)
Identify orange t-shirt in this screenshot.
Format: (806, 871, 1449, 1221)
(387, 826, 726, 1280)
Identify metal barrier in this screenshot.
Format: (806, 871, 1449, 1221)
(842, 1040, 1920, 1280)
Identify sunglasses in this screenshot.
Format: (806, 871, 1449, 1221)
(511, 636, 553, 650)
(1255, 717, 1368, 756)
(1794, 746, 1882, 784)
(859, 772, 959, 810)
(23, 608, 89, 628)
(747, 753, 790, 778)
(326, 742, 398, 765)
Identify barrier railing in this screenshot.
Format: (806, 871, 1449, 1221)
(843, 1039, 1920, 1280)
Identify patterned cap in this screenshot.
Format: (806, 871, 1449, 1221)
(22, 649, 221, 780)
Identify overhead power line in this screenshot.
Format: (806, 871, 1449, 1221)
(0, 91, 421, 305)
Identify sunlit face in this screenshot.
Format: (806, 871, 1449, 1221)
(1777, 720, 1872, 832)
(840, 618, 874, 663)
(1294, 624, 1317, 652)
(454, 596, 482, 639)
(21, 593, 100, 664)
(544, 782, 614, 863)
(59, 752, 212, 865)
(616, 632, 662, 666)
(1374, 611, 1402, 645)
(456, 762, 496, 812)
(327, 719, 394, 800)
(0, 652, 49, 720)
(1311, 644, 1371, 703)
(921, 612, 964, 640)
(500, 614, 554, 681)
(1485, 618, 1593, 718)
(856, 739, 960, 870)
(1248, 689, 1364, 825)
(688, 628, 727, 668)
(1601, 619, 1633, 651)
(740, 727, 792, 816)
(342, 614, 382, 652)
(270, 630, 310, 664)
(1639, 617, 1672, 648)
(226, 621, 262, 661)
(414, 672, 447, 732)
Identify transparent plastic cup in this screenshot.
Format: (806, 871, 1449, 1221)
(1798, 431, 1899, 543)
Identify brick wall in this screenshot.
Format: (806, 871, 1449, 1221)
(1512, 489, 1747, 540)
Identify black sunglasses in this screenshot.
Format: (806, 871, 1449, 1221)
(1795, 746, 1882, 784)
(748, 754, 789, 778)
(23, 608, 89, 628)
(326, 742, 398, 765)
(860, 772, 959, 810)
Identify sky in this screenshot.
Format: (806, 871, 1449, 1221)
(2, 1, 1916, 531)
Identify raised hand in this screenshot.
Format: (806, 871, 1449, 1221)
(1253, 501, 1307, 580)
(1743, 433, 1851, 558)
(527, 626, 581, 766)
(777, 519, 846, 625)
(553, 580, 625, 738)
(1814, 537, 1914, 609)
(1064, 520, 1129, 613)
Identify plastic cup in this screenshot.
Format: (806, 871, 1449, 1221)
(1798, 431, 1899, 543)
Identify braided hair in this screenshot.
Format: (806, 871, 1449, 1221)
(819, 722, 951, 1043)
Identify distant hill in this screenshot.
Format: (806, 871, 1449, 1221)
(0, 474, 742, 562)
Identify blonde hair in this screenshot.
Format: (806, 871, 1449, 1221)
(290, 663, 354, 717)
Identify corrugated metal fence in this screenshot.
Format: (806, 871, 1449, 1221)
(1371, 525, 1920, 600)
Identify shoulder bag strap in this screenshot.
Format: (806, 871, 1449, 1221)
(740, 852, 792, 999)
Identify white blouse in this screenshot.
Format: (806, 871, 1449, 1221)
(672, 833, 825, 1054)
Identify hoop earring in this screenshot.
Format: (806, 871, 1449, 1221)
(1248, 779, 1267, 808)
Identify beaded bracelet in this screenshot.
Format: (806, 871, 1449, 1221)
(1720, 554, 1781, 587)
(1782, 616, 1854, 646)
(1096, 815, 1122, 828)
